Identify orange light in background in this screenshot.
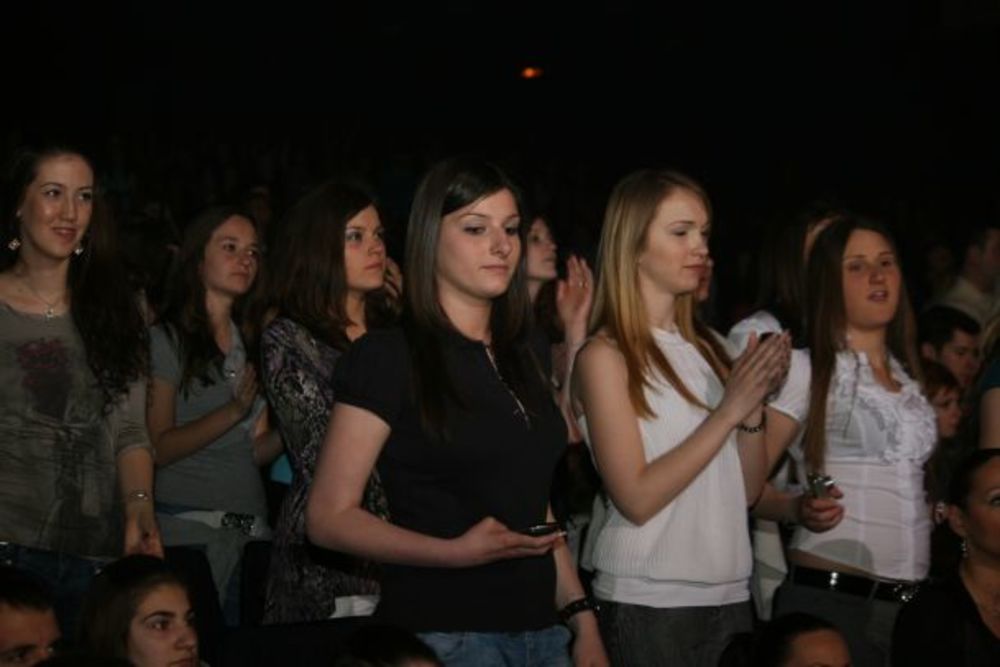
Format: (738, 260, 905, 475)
(520, 66, 544, 80)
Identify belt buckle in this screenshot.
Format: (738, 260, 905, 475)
(890, 582, 920, 603)
(221, 512, 255, 536)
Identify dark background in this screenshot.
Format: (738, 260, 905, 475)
(5, 1, 1000, 322)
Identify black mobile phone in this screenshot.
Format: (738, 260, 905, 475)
(520, 522, 561, 537)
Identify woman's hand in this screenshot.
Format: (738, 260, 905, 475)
(123, 500, 164, 558)
(570, 613, 609, 667)
(556, 256, 594, 342)
(796, 485, 845, 533)
(718, 332, 791, 426)
(450, 517, 564, 567)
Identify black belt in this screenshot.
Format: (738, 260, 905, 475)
(790, 565, 922, 603)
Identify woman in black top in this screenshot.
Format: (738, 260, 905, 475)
(892, 448, 1000, 666)
(306, 158, 607, 666)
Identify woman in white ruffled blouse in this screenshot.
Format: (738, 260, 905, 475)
(767, 216, 937, 667)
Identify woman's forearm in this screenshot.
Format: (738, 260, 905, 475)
(152, 401, 245, 466)
(305, 503, 460, 568)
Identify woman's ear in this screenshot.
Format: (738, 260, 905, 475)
(946, 504, 968, 540)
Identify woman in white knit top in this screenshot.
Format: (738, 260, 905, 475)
(572, 170, 790, 667)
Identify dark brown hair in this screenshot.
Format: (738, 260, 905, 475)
(1, 146, 148, 412)
(801, 216, 922, 471)
(158, 206, 259, 393)
(252, 181, 396, 352)
(404, 157, 546, 441)
(77, 555, 191, 661)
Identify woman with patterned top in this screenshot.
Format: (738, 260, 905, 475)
(257, 182, 396, 623)
(765, 216, 937, 667)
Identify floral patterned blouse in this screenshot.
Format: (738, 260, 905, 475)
(260, 317, 389, 624)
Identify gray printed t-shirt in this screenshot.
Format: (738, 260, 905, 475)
(150, 323, 267, 517)
(0, 302, 151, 558)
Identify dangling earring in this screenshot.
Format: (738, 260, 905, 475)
(74, 244, 84, 256)
(6, 237, 20, 252)
(961, 539, 969, 558)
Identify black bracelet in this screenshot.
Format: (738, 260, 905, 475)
(559, 597, 600, 623)
(738, 412, 766, 434)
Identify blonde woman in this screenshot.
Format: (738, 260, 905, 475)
(572, 169, 789, 667)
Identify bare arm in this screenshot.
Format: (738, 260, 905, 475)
(763, 408, 802, 473)
(549, 505, 608, 667)
(118, 447, 163, 557)
(981, 387, 1000, 449)
(146, 370, 257, 466)
(554, 257, 594, 439)
(305, 403, 563, 567)
(574, 334, 786, 525)
(251, 409, 283, 466)
(736, 406, 769, 505)
(752, 482, 845, 531)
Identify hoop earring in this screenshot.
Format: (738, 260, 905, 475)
(6, 237, 20, 252)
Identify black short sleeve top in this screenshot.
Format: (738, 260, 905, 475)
(334, 327, 567, 632)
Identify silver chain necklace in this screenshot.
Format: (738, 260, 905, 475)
(19, 277, 64, 319)
(483, 343, 530, 428)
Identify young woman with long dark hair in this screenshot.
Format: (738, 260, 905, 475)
(306, 158, 607, 666)
(257, 181, 396, 624)
(146, 206, 280, 622)
(767, 217, 936, 667)
(0, 145, 159, 628)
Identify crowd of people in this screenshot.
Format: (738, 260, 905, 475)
(1, 142, 999, 667)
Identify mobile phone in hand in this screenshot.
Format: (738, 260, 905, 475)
(806, 472, 835, 499)
(519, 522, 561, 537)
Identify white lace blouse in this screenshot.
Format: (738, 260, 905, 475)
(770, 349, 936, 582)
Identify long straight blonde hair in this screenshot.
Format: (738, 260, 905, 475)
(590, 169, 731, 418)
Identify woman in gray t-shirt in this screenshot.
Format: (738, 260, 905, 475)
(146, 206, 281, 620)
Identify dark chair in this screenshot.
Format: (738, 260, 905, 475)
(239, 539, 273, 627)
(217, 617, 367, 667)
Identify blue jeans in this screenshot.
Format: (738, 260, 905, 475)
(0, 542, 109, 634)
(597, 599, 752, 667)
(418, 625, 572, 667)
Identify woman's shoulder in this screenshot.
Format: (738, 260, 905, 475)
(337, 327, 409, 373)
(263, 316, 317, 347)
(353, 326, 407, 351)
(149, 322, 177, 348)
(576, 332, 624, 365)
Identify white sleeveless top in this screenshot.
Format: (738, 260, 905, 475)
(580, 329, 752, 607)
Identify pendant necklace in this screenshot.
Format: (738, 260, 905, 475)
(20, 278, 63, 319)
(483, 342, 531, 428)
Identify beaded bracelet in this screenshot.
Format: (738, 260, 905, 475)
(738, 412, 766, 434)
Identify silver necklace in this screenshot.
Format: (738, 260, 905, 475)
(483, 343, 531, 428)
(19, 278, 64, 319)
